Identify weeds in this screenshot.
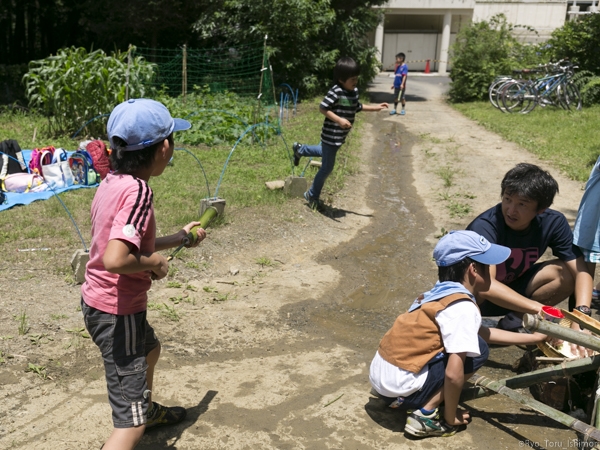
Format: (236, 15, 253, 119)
(436, 166, 455, 188)
(15, 311, 29, 335)
(448, 201, 472, 218)
(26, 363, 48, 379)
(160, 303, 180, 321)
(167, 281, 182, 288)
(50, 314, 68, 320)
(29, 333, 53, 346)
(256, 257, 273, 268)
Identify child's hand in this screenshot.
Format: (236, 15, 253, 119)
(390, 85, 394, 90)
(338, 118, 352, 129)
(181, 221, 207, 248)
(378, 103, 389, 110)
(446, 408, 471, 426)
(151, 254, 169, 281)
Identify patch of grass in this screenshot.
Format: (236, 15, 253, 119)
(185, 284, 197, 291)
(185, 261, 201, 269)
(160, 303, 181, 321)
(50, 314, 68, 320)
(29, 333, 54, 346)
(452, 102, 600, 182)
(436, 166, 455, 188)
(166, 281, 182, 288)
(447, 201, 472, 218)
(255, 256, 273, 268)
(15, 311, 29, 335)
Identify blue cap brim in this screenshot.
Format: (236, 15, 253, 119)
(173, 118, 192, 132)
(470, 243, 511, 266)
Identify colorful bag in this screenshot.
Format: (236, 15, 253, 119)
(41, 148, 74, 189)
(29, 146, 55, 176)
(68, 150, 98, 186)
(86, 140, 112, 180)
(0, 139, 27, 179)
(2, 172, 48, 193)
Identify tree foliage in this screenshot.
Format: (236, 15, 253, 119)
(544, 14, 600, 75)
(448, 14, 543, 103)
(188, 0, 385, 96)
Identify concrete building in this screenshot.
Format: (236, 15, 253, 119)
(373, 0, 570, 74)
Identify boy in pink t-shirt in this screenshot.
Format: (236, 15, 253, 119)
(81, 99, 206, 449)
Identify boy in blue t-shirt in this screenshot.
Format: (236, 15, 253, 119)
(390, 52, 408, 115)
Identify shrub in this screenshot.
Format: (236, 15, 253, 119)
(448, 14, 544, 103)
(23, 47, 155, 137)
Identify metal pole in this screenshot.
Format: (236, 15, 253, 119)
(182, 44, 187, 101)
(469, 374, 600, 441)
(523, 314, 600, 352)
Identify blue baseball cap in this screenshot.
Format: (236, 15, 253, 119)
(434, 230, 510, 267)
(107, 99, 191, 151)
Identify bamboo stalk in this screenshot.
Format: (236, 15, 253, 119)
(461, 355, 600, 401)
(523, 314, 600, 352)
(469, 374, 600, 440)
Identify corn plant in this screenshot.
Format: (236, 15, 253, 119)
(23, 46, 156, 137)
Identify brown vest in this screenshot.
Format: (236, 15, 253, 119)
(378, 293, 476, 373)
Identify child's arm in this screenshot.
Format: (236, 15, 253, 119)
(444, 352, 470, 426)
(401, 74, 407, 90)
(103, 239, 169, 280)
(319, 106, 352, 129)
(362, 103, 389, 112)
(155, 221, 206, 252)
(479, 325, 547, 345)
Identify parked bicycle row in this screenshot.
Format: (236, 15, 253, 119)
(489, 60, 582, 114)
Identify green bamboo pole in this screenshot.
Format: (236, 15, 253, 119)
(470, 374, 600, 440)
(523, 314, 600, 352)
(461, 355, 600, 401)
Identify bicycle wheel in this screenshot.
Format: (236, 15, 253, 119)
(489, 78, 512, 109)
(501, 81, 535, 114)
(560, 82, 583, 111)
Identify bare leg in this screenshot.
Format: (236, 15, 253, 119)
(146, 342, 161, 403)
(103, 426, 145, 450)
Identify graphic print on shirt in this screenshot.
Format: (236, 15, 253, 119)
(495, 247, 539, 283)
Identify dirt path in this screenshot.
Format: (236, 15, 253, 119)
(0, 74, 588, 449)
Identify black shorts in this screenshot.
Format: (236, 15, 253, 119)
(394, 86, 406, 101)
(479, 263, 545, 316)
(81, 298, 159, 428)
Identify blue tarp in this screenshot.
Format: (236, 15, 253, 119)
(0, 150, 97, 212)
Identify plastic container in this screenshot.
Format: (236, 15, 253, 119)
(542, 305, 564, 323)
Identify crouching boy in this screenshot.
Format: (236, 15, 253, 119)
(369, 230, 511, 438)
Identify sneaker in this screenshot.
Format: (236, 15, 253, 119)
(389, 110, 397, 115)
(146, 401, 187, 428)
(400, 110, 406, 115)
(303, 191, 324, 211)
(405, 408, 458, 438)
(292, 142, 302, 166)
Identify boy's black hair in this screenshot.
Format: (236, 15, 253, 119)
(334, 57, 360, 83)
(500, 163, 558, 210)
(396, 52, 406, 60)
(438, 257, 480, 283)
(110, 134, 173, 174)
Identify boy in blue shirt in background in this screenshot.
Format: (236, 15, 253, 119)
(390, 52, 408, 115)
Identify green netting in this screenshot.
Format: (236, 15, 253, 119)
(133, 40, 276, 105)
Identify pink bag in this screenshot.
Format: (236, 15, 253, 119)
(1, 172, 48, 193)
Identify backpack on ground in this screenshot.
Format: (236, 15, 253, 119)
(2, 172, 48, 193)
(41, 148, 74, 189)
(85, 140, 112, 180)
(0, 139, 27, 180)
(29, 146, 55, 176)
(68, 150, 98, 185)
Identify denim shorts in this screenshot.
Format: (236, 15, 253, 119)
(580, 247, 600, 264)
(81, 298, 159, 428)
